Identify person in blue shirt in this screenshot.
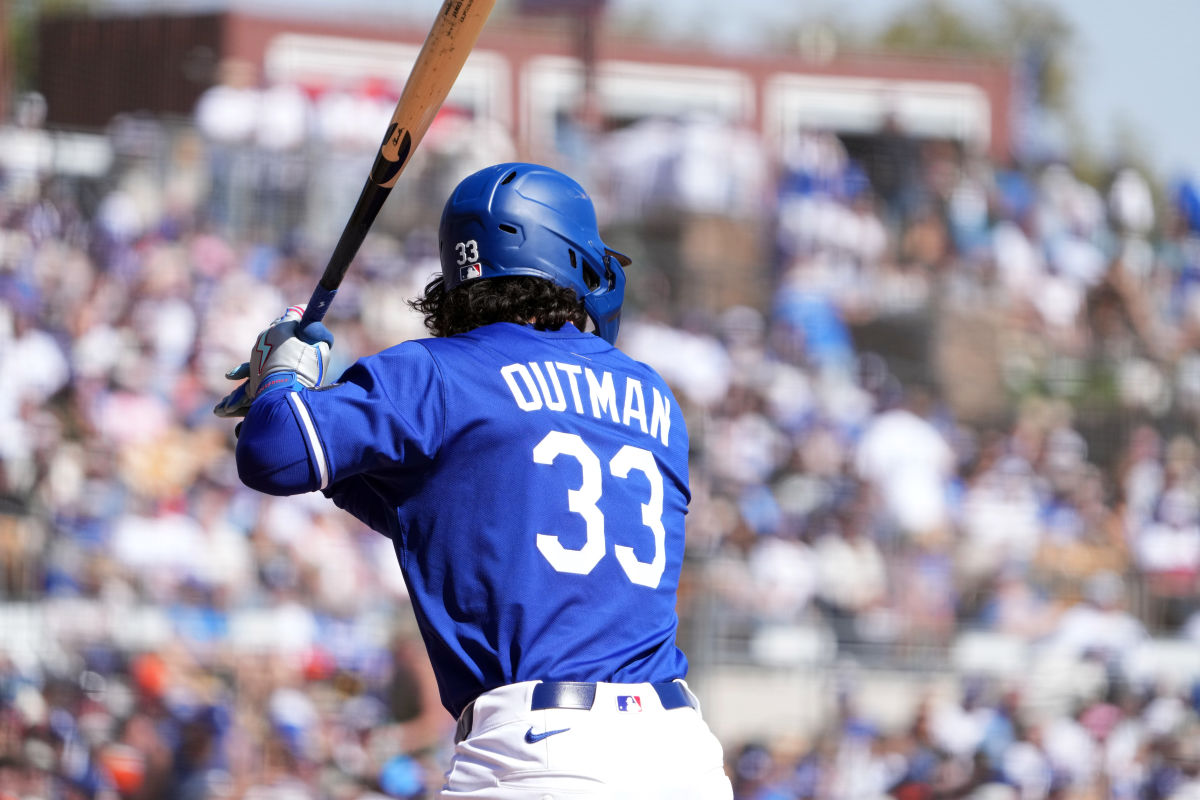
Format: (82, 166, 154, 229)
(215, 163, 732, 799)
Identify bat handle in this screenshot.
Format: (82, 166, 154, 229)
(300, 284, 337, 327)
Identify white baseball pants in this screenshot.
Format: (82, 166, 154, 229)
(441, 680, 733, 799)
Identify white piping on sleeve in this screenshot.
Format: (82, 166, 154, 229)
(289, 391, 329, 491)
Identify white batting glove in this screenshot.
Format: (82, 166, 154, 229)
(214, 304, 334, 418)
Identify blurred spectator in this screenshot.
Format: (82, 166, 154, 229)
(957, 454, 1042, 598)
(863, 113, 921, 231)
(854, 386, 955, 542)
(0, 93, 53, 204)
(1108, 167, 1156, 237)
(1047, 571, 1148, 662)
(251, 81, 312, 241)
(1131, 485, 1200, 628)
(194, 59, 262, 236)
(812, 508, 888, 647)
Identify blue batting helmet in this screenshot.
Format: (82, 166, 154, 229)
(438, 162, 631, 344)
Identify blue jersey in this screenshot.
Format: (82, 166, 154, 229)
(237, 322, 691, 717)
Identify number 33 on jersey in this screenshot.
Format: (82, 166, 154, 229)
(533, 431, 667, 588)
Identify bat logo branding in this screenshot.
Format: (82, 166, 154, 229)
(371, 127, 413, 186)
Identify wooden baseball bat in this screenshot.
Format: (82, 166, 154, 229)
(300, 0, 497, 327)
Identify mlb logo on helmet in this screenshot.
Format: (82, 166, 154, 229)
(617, 696, 642, 712)
(459, 263, 482, 282)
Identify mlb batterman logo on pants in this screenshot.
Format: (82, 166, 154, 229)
(218, 163, 733, 798)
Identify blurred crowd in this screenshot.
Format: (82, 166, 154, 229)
(727, 665, 1200, 800)
(1, 63, 1200, 799)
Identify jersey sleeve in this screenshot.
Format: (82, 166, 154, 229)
(235, 342, 446, 524)
(235, 390, 324, 495)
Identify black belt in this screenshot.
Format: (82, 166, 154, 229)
(455, 681, 697, 744)
(531, 680, 696, 711)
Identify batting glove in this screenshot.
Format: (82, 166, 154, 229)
(214, 304, 334, 418)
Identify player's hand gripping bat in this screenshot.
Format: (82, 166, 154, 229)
(299, 0, 497, 328)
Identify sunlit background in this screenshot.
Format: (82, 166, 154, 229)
(2, 0, 1200, 798)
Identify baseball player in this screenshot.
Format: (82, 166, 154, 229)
(215, 163, 733, 799)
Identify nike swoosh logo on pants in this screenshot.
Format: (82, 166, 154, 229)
(525, 727, 570, 743)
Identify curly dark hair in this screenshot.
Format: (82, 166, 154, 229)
(408, 275, 588, 338)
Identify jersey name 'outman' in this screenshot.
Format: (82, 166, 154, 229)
(500, 358, 674, 446)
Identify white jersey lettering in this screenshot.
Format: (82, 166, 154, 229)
(555, 361, 586, 414)
(650, 387, 671, 447)
(585, 368, 621, 423)
(622, 378, 648, 434)
(530, 362, 568, 412)
(502, 364, 543, 411)
(499, 362, 672, 446)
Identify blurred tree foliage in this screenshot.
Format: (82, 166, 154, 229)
(6, 0, 93, 95)
(872, 0, 1075, 114)
(754, 0, 1078, 123)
